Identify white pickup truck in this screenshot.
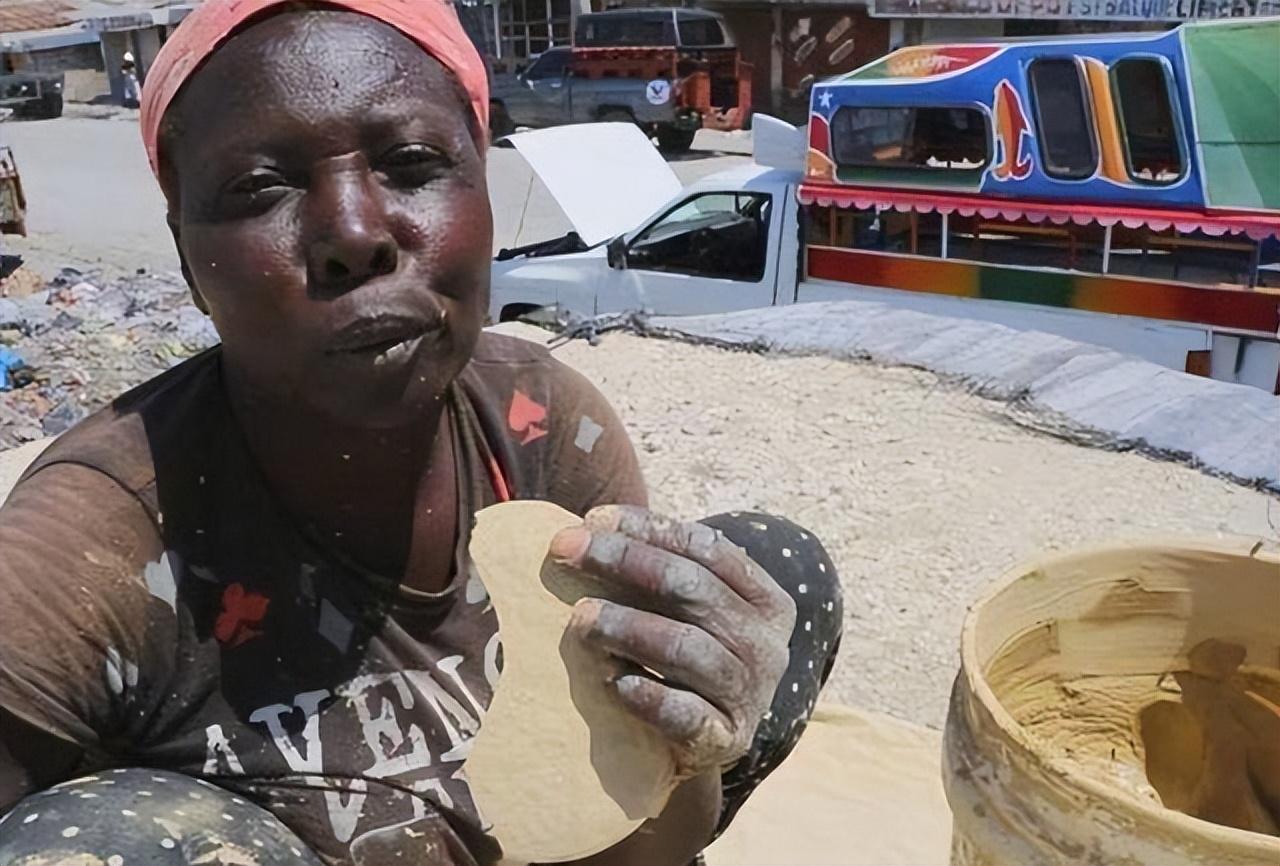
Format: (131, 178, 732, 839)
(490, 120, 1280, 391)
(491, 120, 803, 320)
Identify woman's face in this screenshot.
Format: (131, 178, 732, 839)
(163, 10, 492, 428)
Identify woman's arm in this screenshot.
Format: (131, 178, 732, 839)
(561, 772, 722, 866)
(0, 464, 164, 814)
(0, 709, 84, 813)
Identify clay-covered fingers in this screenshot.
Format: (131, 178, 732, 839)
(552, 525, 756, 632)
(557, 507, 796, 644)
(568, 598, 750, 715)
(613, 673, 738, 778)
(583, 506, 793, 619)
(550, 507, 796, 777)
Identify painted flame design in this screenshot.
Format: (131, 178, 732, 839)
(992, 79, 1033, 182)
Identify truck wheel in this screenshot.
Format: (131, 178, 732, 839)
(42, 95, 63, 119)
(597, 109, 636, 126)
(500, 303, 548, 323)
(656, 126, 696, 154)
(489, 102, 515, 141)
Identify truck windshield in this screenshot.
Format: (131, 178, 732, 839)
(677, 18, 727, 47)
(576, 14, 675, 47)
(525, 50, 568, 80)
(627, 192, 771, 282)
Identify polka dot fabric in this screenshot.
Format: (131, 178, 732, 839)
(699, 512, 843, 838)
(0, 769, 322, 865)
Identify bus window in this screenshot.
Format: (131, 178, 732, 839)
(1112, 58, 1183, 184)
(1028, 58, 1097, 180)
(830, 106, 989, 181)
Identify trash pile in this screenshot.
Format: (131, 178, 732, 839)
(0, 268, 219, 448)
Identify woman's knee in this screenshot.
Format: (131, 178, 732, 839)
(700, 512, 843, 651)
(0, 769, 321, 865)
(698, 512, 844, 837)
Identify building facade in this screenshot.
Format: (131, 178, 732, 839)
(0, 1, 198, 104)
(700, 0, 1279, 122)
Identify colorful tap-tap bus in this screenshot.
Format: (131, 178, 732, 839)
(803, 18, 1280, 391)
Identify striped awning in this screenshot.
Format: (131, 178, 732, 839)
(798, 183, 1280, 242)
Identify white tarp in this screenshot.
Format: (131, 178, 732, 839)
(648, 302, 1280, 492)
(509, 123, 682, 247)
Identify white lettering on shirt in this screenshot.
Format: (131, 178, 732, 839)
(202, 723, 245, 775)
(249, 689, 328, 774)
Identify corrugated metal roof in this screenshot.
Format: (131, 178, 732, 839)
(0, 2, 77, 35)
(0, 0, 197, 38)
(0, 22, 97, 52)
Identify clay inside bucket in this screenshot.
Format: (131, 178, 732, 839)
(974, 542, 1280, 837)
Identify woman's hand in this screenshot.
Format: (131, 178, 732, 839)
(550, 505, 796, 780)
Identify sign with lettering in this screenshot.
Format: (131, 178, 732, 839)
(870, 0, 1279, 19)
(84, 13, 155, 32)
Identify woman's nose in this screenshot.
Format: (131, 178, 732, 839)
(305, 162, 398, 296)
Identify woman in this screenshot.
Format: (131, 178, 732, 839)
(0, 3, 842, 864)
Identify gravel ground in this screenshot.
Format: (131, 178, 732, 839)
(498, 324, 1280, 729)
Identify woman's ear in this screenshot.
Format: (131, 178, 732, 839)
(166, 213, 208, 315)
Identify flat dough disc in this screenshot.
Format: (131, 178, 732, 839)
(465, 500, 677, 863)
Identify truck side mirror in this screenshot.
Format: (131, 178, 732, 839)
(606, 236, 628, 270)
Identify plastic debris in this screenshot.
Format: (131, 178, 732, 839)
(0, 345, 23, 392)
(0, 270, 219, 447)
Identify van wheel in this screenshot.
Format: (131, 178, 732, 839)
(655, 126, 696, 153)
(489, 102, 515, 141)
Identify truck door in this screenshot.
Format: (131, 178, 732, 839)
(604, 189, 780, 315)
(520, 49, 571, 126)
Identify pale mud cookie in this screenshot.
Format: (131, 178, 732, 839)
(0, 769, 323, 865)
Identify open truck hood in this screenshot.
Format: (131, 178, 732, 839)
(509, 123, 683, 247)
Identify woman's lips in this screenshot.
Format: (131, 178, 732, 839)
(324, 313, 441, 356)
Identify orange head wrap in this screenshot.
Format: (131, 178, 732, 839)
(140, 0, 490, 176)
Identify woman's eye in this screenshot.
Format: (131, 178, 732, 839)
(227, 169, 287, 196)
(378, 145, 449, 183)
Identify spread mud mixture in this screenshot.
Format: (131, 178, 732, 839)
(990, 634, 1280, 835)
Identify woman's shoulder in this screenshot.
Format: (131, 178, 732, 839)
(463, 330, 647, 511)
(469, 329, 557, 368)
(466, 329, 611, 409)
(17, 349, 226, 503)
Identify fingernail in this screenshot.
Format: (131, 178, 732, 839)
(583, 505, 624, 534)
(613, 673, 644, 698)
(550, 526, 591, 564)
(568, 597, 603, 629)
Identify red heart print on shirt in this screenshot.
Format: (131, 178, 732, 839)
(508, 390, 549, 445)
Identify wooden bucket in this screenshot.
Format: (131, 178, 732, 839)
(943, 537, 1280, 865)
